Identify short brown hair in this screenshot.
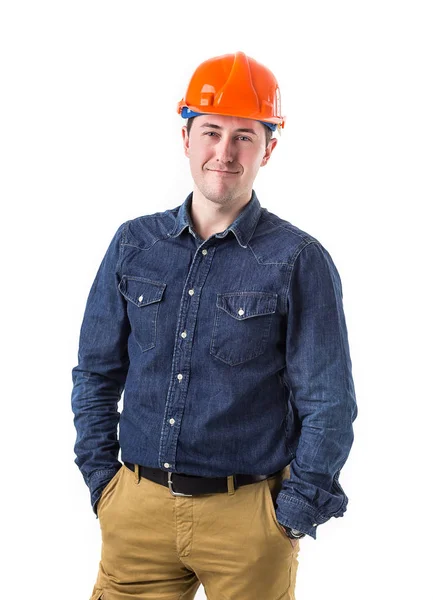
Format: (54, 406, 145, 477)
(185, 117, 273, 147)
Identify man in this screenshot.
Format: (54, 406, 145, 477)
(72, 51, 357, 600)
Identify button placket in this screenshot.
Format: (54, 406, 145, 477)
(160, 244, 215, 470)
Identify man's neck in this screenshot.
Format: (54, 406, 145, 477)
(189, 189, 251, 241)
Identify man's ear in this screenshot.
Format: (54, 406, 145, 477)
(261, 137, 278, 167)
(182, 126, 190, 157)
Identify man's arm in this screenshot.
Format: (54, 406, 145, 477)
(71, 221, 130, 516)
(275, 240, 358, 539)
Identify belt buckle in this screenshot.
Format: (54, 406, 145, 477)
(167, 471, 193, 497)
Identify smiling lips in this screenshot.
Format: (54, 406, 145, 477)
(206, 168, 239, 175)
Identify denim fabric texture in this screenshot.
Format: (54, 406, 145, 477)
(71, 190, 357, 539)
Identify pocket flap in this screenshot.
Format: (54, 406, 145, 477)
(118, 276, 166, 307)
(216, 291, 278, 320)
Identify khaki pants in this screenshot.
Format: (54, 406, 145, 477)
(90, 463, 300, 600)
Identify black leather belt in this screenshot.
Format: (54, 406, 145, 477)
(124, 461, 281, 497)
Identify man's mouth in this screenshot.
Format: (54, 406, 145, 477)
(206, 168, 239, 175)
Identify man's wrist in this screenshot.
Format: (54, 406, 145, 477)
(282, 525, 306, 539)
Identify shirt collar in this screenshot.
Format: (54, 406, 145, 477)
(169, 190, 262, 249)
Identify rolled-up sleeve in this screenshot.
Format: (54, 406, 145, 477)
(275, 240, 358, 539)
(71, 221, 130, 516)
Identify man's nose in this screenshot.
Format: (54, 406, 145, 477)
(215, 138, 235, 163)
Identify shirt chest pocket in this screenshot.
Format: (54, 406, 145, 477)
(210, 291, 278, 366)
(118, 275, 166, 352)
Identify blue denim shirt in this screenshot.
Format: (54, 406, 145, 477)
(71, 190, 357, 539)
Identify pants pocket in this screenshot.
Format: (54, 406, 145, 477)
(264, 475, 294, 543)
(97, 465, 124, 516)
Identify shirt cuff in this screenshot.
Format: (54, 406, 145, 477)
(89, 467, 122, 518)
(275, 492, 343, 539)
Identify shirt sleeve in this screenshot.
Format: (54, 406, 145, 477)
(275, 240, 358, 539)
(71, 221, 130, 516)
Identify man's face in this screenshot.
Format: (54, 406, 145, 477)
(182, 114, 277, 207)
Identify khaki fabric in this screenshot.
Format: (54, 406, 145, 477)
(90, 464, 300, 600)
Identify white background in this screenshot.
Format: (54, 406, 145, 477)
(1, 1, 432, 598)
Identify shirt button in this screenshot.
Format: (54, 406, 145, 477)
(164, 462, 170, 468)
(181, 331, 187, 338)
(138, 295, 143, 302)
(188, 289, 194, 296)
(238, 308, 244, 316)
(202, 249, 208, 256)
(169, 418, 175, 425)
(177, 373, 183, 381)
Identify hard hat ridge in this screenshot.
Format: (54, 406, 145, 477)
(213, 51, 260, 116)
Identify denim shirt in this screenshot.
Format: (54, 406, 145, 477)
(71, 190, 357, 539)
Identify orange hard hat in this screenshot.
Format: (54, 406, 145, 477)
(177, 51, 285, 131)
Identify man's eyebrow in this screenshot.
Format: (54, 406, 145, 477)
(199, 122, 258, 136)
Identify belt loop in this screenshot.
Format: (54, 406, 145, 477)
(227, 475, 235, 495)
(134, 464, 141, 485)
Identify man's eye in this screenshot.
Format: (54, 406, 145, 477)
(238, 136, 252, 142)
(204, 131, 217, 136)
